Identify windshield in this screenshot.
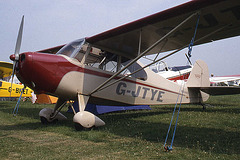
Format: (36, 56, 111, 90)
(56, 38, 85, 60)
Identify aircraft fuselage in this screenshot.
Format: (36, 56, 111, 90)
(12, 52, 208, 106)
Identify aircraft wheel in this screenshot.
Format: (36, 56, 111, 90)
(74, 123, 84, 131)
(40, 116, 58, 125)
(73, 111, 105, 131)
(40, 117, 49, 124)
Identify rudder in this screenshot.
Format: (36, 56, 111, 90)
(186, 60, 210, 88)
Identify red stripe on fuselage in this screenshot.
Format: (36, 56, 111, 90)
(18, 52, 184, 96)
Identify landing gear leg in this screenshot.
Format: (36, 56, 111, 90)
(199, 102, 206, 110)
(77, 94, 89, 112)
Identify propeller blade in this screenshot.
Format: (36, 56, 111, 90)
(10, 15, 24, 97)
(14, 15, 24, 61)
(9, 62, 16, 97)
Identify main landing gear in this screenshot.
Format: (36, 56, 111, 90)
(72, 94, 105, 130)
(39, 98, 67, 124)
(39, 94, 105, 130)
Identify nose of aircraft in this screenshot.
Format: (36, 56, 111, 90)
(11, 52, 33, 88)
(10, 54, 16, 61)
(13, 52, 61, 94)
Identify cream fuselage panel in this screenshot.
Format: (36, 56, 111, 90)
(54, 56, 205, 105)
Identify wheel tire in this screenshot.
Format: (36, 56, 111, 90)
(40, 117, 49, 125)
(74, 123, 84, 131)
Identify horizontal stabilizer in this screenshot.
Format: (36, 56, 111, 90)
(199, 86, 240, 96)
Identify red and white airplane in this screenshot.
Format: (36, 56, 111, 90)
(150, 61, 192, 82)
(9, 0, 240, 130)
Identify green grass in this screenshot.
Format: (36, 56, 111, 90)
(0, 95, 239, 159)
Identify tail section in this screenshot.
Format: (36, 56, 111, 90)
(186, 60, 210, 87)
(186, 60, 210, 103)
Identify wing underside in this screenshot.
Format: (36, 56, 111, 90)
(36, 0, 240, 62)
(85, 0, 240, 60)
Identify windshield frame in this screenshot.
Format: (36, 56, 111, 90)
(56, 38, 85, 58)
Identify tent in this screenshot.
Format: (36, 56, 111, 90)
(35, 94, 58, 104)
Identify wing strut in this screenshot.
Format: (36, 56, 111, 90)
(89, 12, 199, 95)
(186, 14, 200, 65)
(153, 39, 168, 61)
(96, 24, 230, 92)
(138, 29, 142, 56)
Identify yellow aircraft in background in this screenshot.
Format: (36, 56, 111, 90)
(0, 80, 33, 98)
(0, 61, 33, 98)
(0, 61, 12, 81)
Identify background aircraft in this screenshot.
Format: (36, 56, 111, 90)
(0, 61, 12, 82)
(9, 0, 240, 130)
(0, 61, 33, 100)
(150, 61, 192, 82)
(210, 75, 240, 86)
(151, 61, 240, 87)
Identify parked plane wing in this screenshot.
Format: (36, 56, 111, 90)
(210, 75, 240, 84)
(0, 61, 13, 79)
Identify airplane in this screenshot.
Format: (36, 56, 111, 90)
(150, 61, 192, 82)
(9, 0, 240, 130)
(210, 74, 240, 86)
(150, 61, 240, 87)
(0, 61, 13, 82)
(0, 80, 33, 99)
(0, 61, 33, 100)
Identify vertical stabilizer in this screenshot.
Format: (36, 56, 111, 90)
(186, 60, 210, 87)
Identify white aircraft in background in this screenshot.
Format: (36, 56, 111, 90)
(151, 61, 240, 87)
(210, 74, 240, 86)
(150, 61, 192, 82)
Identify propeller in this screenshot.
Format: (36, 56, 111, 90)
(9, 15, 24, 97)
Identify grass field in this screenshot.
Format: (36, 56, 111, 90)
(0, 95, 239, 159)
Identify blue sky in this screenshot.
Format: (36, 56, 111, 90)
(1, 0, 239, 76)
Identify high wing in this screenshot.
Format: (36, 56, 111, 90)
(37, 44, 64, 54)
(0, 61, 13, 79)
(84, 0, 240, 60)
(37, 0, 240, 60)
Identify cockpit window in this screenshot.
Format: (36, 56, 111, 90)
(56, 38, 147, 80)
(56, 38, 85, 61)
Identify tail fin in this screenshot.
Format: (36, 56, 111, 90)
(186, 60, 210, 87)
